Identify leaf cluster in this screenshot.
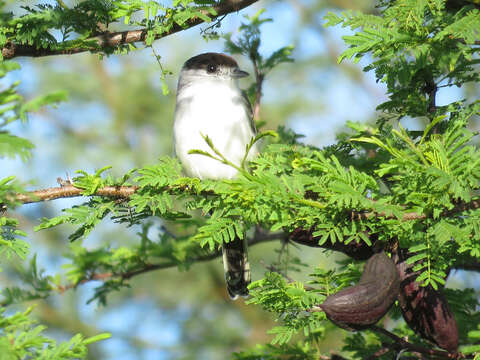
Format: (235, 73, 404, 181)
(0, 306, 110, 359)
(325, 0, 480, 118)
(232, 342, 318, 360)
(0, 59, 66, 262)
(223, 9, 294, 108)
(0, 11, 104, 357)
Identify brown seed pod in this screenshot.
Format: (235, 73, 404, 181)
(393, 248, 459, 353)
(320, 252, 400, 330)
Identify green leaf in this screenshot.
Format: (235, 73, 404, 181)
(83, 333, 111, 345)
(19, 91, 68, 119)
(0, 133, 35, 161)
(405, 252, 427, 264)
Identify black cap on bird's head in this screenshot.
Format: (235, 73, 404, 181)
(181, 52, 249, 79)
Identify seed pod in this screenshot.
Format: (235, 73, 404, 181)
(393, 248, 459, 352)
(320, 252, 400, 330)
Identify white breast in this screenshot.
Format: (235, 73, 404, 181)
(174, 79, 257, 180)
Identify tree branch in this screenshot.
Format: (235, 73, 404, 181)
(16, 184, 480, 221)
(369, 326, 460, 359)
(352, 198, 480, 221)
(319, 355, 348, 360)
(451, 260, 480, 272)
(15, 184, 138, 204)
(365, 346, 392, 360)
(289, 227, 374, 260)
(250, 51, 265, 122)
(56, 228, 284, 293)
(57, 252, 219, 293)
(2, 0, 259, 60)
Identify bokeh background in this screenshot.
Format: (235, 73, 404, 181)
(1, 0, 476, 359)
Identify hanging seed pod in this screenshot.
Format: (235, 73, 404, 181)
(319, 252, 400, 330)
(393, 248, 459, 353)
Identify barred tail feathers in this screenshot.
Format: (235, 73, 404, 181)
(222, 236, 250, 299)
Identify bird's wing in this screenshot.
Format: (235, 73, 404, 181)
(241, 90, 256, 134)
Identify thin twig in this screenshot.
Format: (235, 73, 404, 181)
(200, 14, 228, 35)
(15, 185, 139, 204)
(366, 346, 392, 360)
(56, 229, 283, 293)
(260, 261, 317, 291)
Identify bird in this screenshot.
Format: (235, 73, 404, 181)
(173, 52, 258, 299)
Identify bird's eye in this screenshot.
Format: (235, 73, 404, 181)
(207, 63, 217, 73)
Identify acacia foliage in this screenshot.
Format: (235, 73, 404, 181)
(2, 0, 480, 359)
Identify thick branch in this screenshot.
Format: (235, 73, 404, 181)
(2, 0, 259, 59)
(451, 260, 480, 272)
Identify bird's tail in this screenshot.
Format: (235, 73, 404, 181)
(222, 237, 250, 299)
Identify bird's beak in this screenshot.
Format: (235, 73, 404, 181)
(232, 67, 249, 78)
